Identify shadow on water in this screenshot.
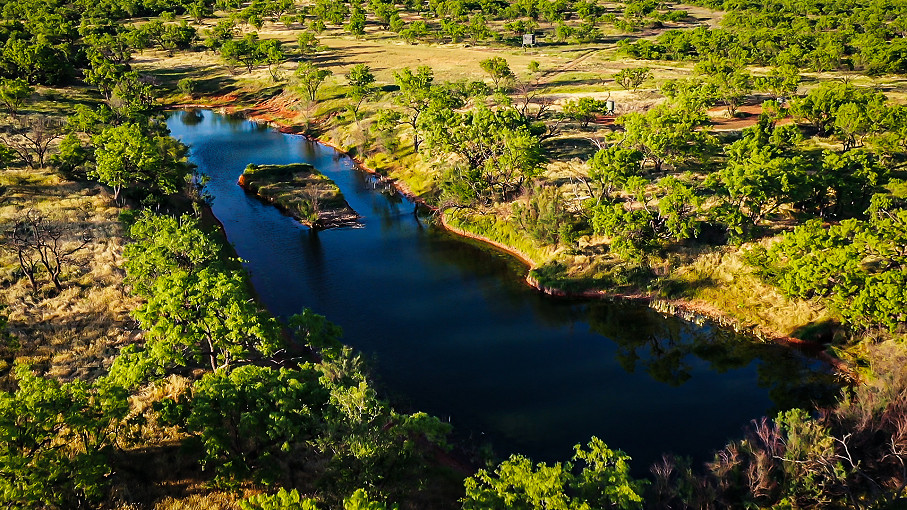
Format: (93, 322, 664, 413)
(166, 109, 841, 475)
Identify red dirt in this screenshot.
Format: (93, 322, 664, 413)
(708, 104, 794, 131)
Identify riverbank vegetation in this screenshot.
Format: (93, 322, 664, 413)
(1, 0, 907, 506)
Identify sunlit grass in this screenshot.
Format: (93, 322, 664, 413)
(0, 165, 139, 382)
(663, 243, 833, 337)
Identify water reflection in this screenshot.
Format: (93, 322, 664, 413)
(166, 109, 840, 473)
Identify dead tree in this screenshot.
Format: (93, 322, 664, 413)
(7, 210, 89, 291)
(0, 115, 63, 169)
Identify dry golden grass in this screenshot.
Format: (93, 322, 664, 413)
(152, 493, 242, 510)
(669, 244, 833, 336)
(0, 165, 140, 382)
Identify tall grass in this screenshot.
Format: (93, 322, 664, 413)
(662, 244, 833, 337)
(0, 166, 139, 382)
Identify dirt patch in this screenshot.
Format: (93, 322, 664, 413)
(708, 104, 795, 131)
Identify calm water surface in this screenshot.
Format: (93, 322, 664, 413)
(167, 110, 837, 472)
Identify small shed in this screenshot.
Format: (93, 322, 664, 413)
(522, 33, 537, 47)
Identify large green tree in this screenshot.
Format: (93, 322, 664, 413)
(91, 122, 190, 202)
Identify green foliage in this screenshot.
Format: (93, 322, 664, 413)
(479, 56, 513, 89)
(754, 65, 800, 100)
(617, 104, 712, 173)
(512, 184, 576, 246)
(346, 64, 376, 122)
(347, 6, 366, 37)
(179, 354, 450, 496)
(240, 488, 396, 510)
(295, 62, 332, 103)
(296, 31, 322, 57)
(392, 66, 450, 153)
(592, 172, 700, 260)
(123, 211, 220, 294)
(343, 489, 397, 510)
(123, 212, 283, 371)
(427, 105, 546, 204)
(694, 58, 752, 117)
(613, 67, 651, 92)
(288, 308, 344, 359)
(562, 97, 608, 129)
(221, 32, 270, 73)
(707, 111, 808, 239)
(241, 488, 320, 509)
(91, 122, 191, 202)
(789, 82, 882, 136)
(261, 39, 286, 81)
(588, 145, 644, 200)
(462, 437, 645, 509)
(592, 200, 658, 261)
(177, 77, 197, 98)
(0, 78, 33, 116)
(50, 132, 91, 177)
(0, 364, 127, 509)
(751, 196, 907, 331)
(188, 364, 329, 486)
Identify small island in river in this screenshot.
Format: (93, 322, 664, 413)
(238, 163, 360, 230)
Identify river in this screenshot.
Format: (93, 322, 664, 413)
(166, 109, 837, 473)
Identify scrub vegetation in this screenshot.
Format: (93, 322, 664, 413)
(1, 0, 907, 506)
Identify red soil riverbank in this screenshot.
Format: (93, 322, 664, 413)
(171, 98, 853, 379)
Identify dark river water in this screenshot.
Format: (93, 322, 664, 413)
(166, 109, 837, 473)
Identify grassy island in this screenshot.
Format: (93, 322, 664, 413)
(238, 163, 359, 229)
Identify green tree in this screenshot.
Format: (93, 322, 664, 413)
(694, 58, 752, 117)
(617, 104, 711, 173)
(109, 71, 156, 118)
(133, 265, 283, 371)
(588, 144, 644, 201)
(123, 212, 283, 371)
(613, 67, 651, 92)
(160, 21, 197, 55)
(297, 31, 321, 57)
(221, 33, 265, 73)
(708, 121, 808, 239)
(754, 64, 800, 100)
(462, 437, 645, 509)
(347, 6, 367, 36)
(751, 184, 907, 330)
(0, 78, 33, 117)
(122, 211, 221, 296)
(425, 105, 545, 203)
(188, 1, 214, 23)
(468, 14, 492, 44)
(260, 39, 286, 81)
(346, 64, 376, 126)
(789, 82, 878, 136)
(0, 364, 127, 509)
(240, 488, 396, 509)
(479, 56, 513, 89)
(187, 364, 329, 485)
(295, 62, 332, 103)
(91, 122, 190, 202)
(392, 66, 437, 153)
(563, 97, 608, 128)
